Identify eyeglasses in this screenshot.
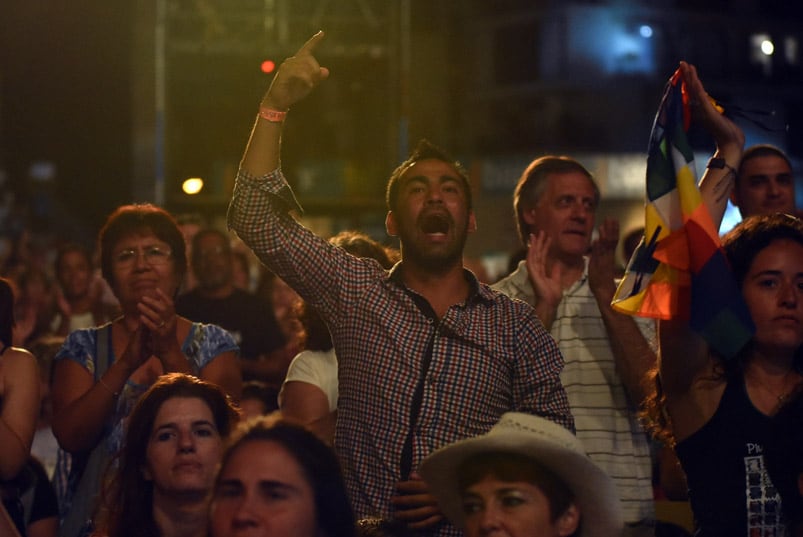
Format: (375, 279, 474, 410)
(113, 246, 172, 268)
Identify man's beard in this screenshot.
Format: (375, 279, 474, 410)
(400, 226, 468, 274)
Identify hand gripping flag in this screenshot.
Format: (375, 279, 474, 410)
(611, 66, 754, 359)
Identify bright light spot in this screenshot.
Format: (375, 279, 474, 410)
(639, 25, 653, 39)
(182, 177, 204, 195)
(261, 60, 276, 74)
(761, 39, 775, 56)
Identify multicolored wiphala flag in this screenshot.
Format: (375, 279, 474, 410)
(611, 66, 753, 359)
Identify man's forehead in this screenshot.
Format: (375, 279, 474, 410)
(742, 154, 793, 175)
(543, 172, 596, 195)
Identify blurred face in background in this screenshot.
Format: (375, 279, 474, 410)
(57, 250, 93, 301)
(270, 276, 303, 340)
(733, 154, 795, 218)
(194, 233, 233, 292)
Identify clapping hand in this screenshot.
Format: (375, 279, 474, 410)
(526, 231, 564, 312)
(138, 288, 179, 360)
(588, 218, 620, 305)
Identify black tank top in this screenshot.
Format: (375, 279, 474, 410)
(676, 375, 785, 536)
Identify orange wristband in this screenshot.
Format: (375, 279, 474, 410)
(258, 107, 287, 123)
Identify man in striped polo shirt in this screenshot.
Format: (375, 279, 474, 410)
(493, 156, 657, 536)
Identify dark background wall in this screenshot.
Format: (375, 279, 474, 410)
(1, 0, 802, 255)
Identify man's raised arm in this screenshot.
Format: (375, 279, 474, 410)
(240, 31, 330, 176)
(228, 32, 330, 251)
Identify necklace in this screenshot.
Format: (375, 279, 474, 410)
(747, 369, 800, 405)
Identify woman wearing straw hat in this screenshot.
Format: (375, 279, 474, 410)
(419, 412, 622, 537)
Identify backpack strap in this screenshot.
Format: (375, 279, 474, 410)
(58, 322, 115, 537)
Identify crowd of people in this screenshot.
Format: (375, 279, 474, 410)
(0, 31, 800, 537)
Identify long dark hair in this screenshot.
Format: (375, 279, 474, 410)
(215, 415, 356, 537)
(98, 373, 240, 537)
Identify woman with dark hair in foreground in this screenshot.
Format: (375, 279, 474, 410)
(95, 373, 239, 537)
(210, 415, 356, 537)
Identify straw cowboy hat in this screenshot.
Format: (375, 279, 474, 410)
(419, 412, 623, 537)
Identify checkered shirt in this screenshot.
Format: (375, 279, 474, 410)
(228, 168, 574, 534)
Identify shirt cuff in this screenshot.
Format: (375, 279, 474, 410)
(236, 168, 304, 215)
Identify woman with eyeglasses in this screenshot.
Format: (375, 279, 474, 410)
(50, 204, 242, 537)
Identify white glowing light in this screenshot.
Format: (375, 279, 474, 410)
(761, 39, 775, 56)
(182, 177, 204, 195)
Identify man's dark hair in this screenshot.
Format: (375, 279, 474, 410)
(737, 144, 793, 185)
(385, 139, 471, 212)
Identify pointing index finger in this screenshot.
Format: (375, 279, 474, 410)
(296, 30, 325, 57)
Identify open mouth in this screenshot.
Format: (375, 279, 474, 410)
(564, 228, 587, 236)
(420, 213, 450, 234)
